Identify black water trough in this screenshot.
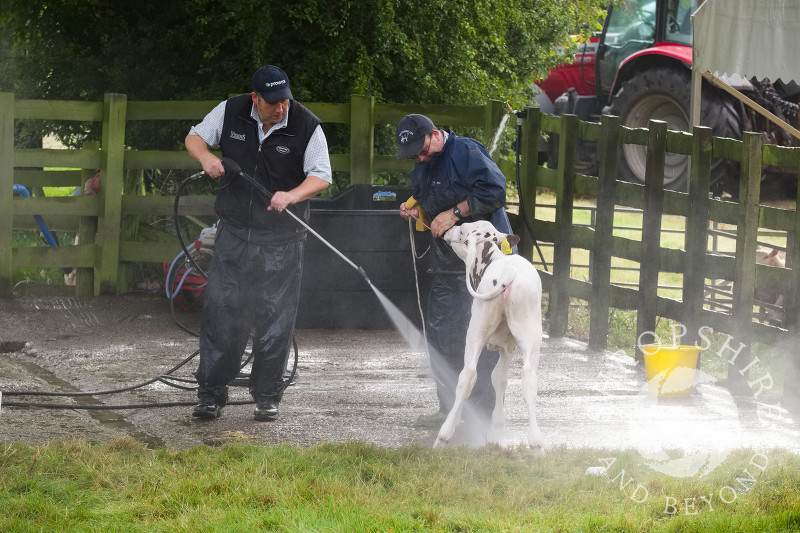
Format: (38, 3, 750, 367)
(297, 185, 432, 329)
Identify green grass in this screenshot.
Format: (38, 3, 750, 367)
(1, 439, 798, 532)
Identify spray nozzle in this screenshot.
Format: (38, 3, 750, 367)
(221, 157, 243, 176)
(357, 266, 371, 284)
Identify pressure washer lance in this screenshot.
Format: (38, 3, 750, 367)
(221, 158, 372, 285)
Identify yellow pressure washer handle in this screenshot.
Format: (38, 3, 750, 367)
(404, 196, 430, 232)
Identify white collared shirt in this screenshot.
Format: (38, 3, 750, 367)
(189, 100, 332, 183)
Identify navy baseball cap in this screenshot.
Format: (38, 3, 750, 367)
(252, 65, 293, 102)
(396, 114, 434, 159)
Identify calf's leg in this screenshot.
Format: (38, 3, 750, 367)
(433, 319, 490, 448)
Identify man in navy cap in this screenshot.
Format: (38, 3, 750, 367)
(185, 65, 331, 421)
(397, 113, 513, 431)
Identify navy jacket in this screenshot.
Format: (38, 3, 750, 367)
(410, 130, 512, 274)
(410, 130, 511, 234)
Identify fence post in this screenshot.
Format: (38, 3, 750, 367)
(483, 100, 505, 147)
(790, 160, 800, 331)
(518, 107, 541, 260)
(549, 114, 577, 338)
(349, 94, 374, 186)
(94, 93, 127, 295)
(730, 131, 763, 388)
(589, 115, 620, 350)
(682, 126, 713, 346)
(0, 93, 13, 297)
(636, 120, 667, 362)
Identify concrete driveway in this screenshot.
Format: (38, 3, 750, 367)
(2, 293, 799, 458)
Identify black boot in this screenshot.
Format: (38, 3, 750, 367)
(254, 399, 279, 421)
(192, 390, 226, 420)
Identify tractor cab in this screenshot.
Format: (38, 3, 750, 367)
(596, 0, 699, 102)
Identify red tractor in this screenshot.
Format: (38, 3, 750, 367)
(536, 0, 800, 196)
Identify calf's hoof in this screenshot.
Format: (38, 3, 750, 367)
(433, 435, 450, 449)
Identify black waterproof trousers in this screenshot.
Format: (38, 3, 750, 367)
(196, 224, 304, 404)
(426, 238, 499, 416)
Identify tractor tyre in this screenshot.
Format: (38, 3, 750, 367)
(607, 67, 740, 194)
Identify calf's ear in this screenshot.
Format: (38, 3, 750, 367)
(506, 234, 521, 247)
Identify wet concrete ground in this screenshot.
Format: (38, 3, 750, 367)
(2, 293, 799, 458)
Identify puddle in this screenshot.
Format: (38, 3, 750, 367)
(0, 341, 27, 353)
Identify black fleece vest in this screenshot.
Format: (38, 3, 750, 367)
(216, 94, 321, 243)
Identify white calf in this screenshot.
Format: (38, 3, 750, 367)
(435, 221, 544, 450)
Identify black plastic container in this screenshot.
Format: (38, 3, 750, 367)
(296, 185, 432, 329)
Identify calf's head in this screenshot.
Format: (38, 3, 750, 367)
(443, 221, 520, 287)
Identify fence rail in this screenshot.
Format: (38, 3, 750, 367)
(1, 93, 506, 297)
(520, 109, 800, 368)
(3, 93, 800, 359)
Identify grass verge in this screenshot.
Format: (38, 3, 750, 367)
(1, 439, 798, 532)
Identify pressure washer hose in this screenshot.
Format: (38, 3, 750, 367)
(3, 165, 302, 410)
(220, 158, 372, 284)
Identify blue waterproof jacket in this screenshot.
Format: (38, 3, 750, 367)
(409, 130, 511, 234)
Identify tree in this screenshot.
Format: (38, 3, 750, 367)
(0, 0, 606, 153)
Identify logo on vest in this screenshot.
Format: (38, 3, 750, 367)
(276, 146, 290, 155)
(229, 131, 246, 141)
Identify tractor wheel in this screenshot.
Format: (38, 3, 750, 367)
(607, 67, 740, 194)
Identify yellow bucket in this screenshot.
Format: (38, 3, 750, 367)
(641, 344, 700, 397)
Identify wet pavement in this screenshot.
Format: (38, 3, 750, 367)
(1, 293, 799, 457)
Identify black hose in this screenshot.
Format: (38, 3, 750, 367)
(2, 400, 257, 410)
(3, 349, 200, 397)
(173, 170, 215, 280)
(5, 160, 346, 411)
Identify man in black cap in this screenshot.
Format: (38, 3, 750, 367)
(185, 65, 331, 421)
(396, 113, 514, 430)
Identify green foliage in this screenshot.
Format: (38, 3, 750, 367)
(12, 230, 75, 286)
(0, 0, 607, 152)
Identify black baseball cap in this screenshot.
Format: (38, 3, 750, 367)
(252, 65, 293, 103)
(396, 114, 434, 159)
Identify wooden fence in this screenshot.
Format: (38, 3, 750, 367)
(519, 109, 800, 362)
(0, 93, 507, 297)
(3, 92, 800, 358)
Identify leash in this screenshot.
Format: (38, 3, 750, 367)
(407, 218, 431, 362)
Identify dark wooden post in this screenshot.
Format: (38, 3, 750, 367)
(636, 120, 667, 362)
(682, 126, 713, 345)
(518, 107, 541, 261)
(589, 115, 621, 350)
(550, 114, 577, 338)
(789, 157, 800, 332)
(729, 131, 763, 389)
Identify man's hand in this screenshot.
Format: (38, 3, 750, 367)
(430, 210, 459, 238)
(185, 134, 226, 178)
(399, 203, 419, 221)
(200, 155, 226, 179)
(268, 190, 298, 212)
